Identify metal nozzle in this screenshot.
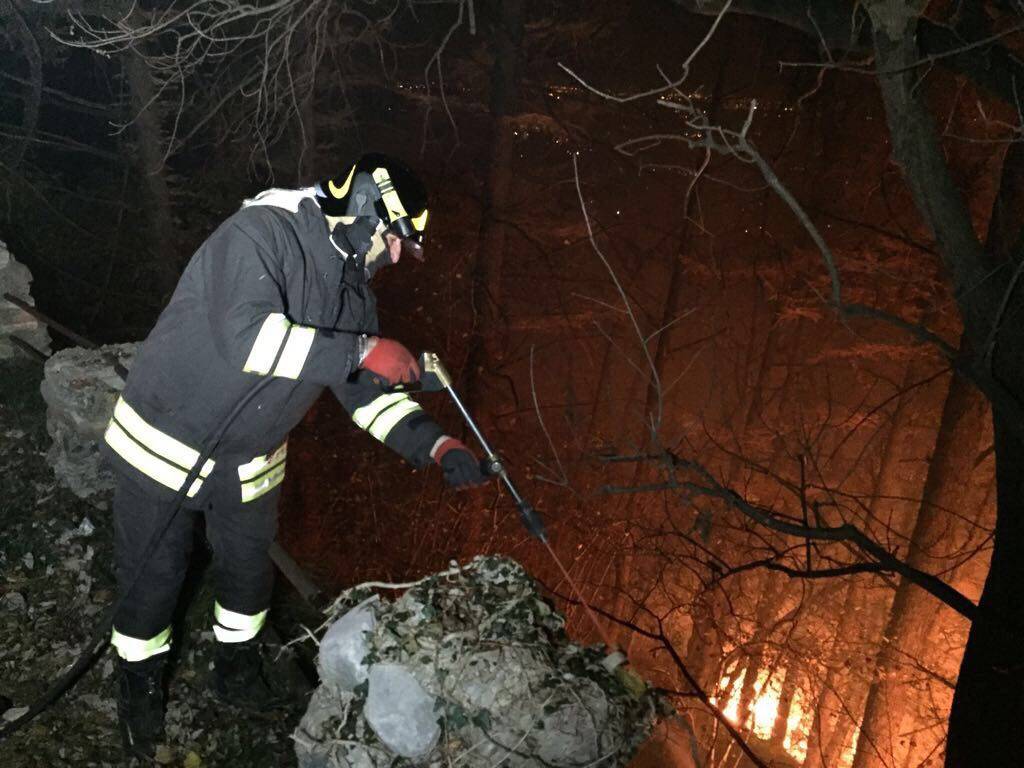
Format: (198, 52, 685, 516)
(420, 351, 452, 390)
(517, 501, 548, 543)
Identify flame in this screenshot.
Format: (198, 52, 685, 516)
(712, 666, 859, 767)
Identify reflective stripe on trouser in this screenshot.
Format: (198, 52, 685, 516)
(237, 442, 287, 503)
(103, 397, 214, 498)
(113, 473, 279, 655)
(213, 602, 267, 643)
(111, 625, 171, 662)
(351, 392, 422, 442)
(243, 313, 317, 379)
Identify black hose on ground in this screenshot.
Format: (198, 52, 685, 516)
(0, 377, 275, 742)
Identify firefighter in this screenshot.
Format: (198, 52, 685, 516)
(102, 153, 486, 758)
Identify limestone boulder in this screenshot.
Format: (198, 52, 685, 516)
(40, 344, 137, 498)
(0, 241, 51, 359)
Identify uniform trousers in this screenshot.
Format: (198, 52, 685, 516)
(111, 473, 280, 646)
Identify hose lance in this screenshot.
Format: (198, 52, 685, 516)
(419, 352, 547, 541)
(370, 353, 616, 649)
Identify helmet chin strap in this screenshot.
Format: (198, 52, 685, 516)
(364, 231, 400, 275)
(327, 215, 380, 260)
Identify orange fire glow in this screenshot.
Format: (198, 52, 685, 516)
(711, 666, 858, 767)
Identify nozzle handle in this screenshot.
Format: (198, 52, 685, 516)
(352, 351, 448, 393)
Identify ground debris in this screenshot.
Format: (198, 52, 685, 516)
(295, 556, 660, 767)
(0, 360, 298, 767)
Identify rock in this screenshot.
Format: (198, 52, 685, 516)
(3, 705, 29, 723)
(317, 597, 377, 691)
(1, 592, 26, 612)
(56, 516, 96, 545)
(364, 663, 440, 758)
(294, 556, 660, 768)
(40, 343, 137, 498)
(154, 744, 175, 764)
(0, 242, 51, 360)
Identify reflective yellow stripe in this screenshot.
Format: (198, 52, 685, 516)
(272, 325, 316, 379)
(238, 442, 287, 502)
(372, 167, 409, 223)
(104, 421, 206, 498)
(240, 462, 286, 502)
(213, 602, 267, 643)
(237, 442, 288, 482)
(411, 209, 428, 232)
(111, 626, 171, 662)
(243, 313, 290, 374)
(351, 392, 409, 430)
(113, 397, 212, 474)
(367, 398, 421, 442)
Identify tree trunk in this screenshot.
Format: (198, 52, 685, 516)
(771, 663, 798, 747)
(1, 0, 41, 170)
(943, 142, 1024, 768)
(122, 41, 178, 292)
(464, 0, 523, 409)
(273, 13, 318, 184)
(612, 54, 729, 651)
(852, 368, 988, 768)
(735, 577, 783, 732)
(804, 581, 863, 768)
(945, 413, 1024, 766)
(802, 341, 939, 768)
(458, 0, 524, 556)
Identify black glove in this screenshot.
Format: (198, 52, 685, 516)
(434, 437, 488, 489)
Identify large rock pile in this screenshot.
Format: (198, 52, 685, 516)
(0, 241, 51, 359)
(295, 556, 661, 768)
(40, 344, 137, 498)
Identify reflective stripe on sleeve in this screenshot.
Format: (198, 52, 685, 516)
(237, 442, 288, 482)
(240, 462, 286, 503)
(213, 602, 267, 643)
(237, 442, 287, 503)
(104, 398, 212, 497)
(351, 392, 409, 430)
(111, 625, 172, 662)
(272, 325, 316, 379)
(243, 313, 290, 374)
(366, 398, 421, 442)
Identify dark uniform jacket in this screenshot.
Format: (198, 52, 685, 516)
(102, 188, 443, 504)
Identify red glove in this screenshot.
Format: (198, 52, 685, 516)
(432, 437, 488, 489)
(359, 338, 420, 386)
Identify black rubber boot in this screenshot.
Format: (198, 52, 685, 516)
(116, 654, 167, 761)
(211, 638, 289, 710)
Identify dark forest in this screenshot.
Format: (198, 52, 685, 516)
(1, 1, 1023, 767)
